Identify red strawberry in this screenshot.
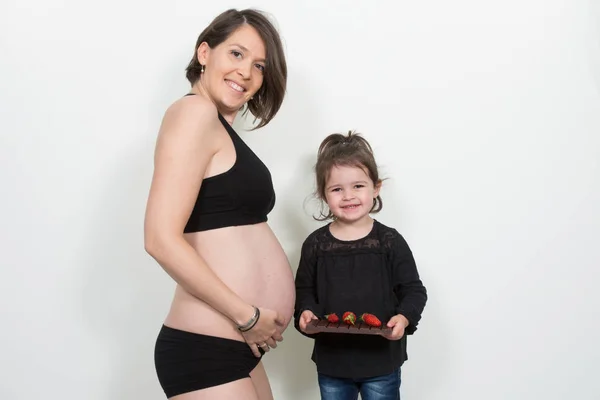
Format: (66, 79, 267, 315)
(325, 313, 339, 323)
(360, 313, 382, 327)
(342, 311, 356, 325)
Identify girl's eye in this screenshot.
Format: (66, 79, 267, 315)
(355, 184, 365, 189)
(331, 188, 341, 192)
(231, 50, 243, 58)
(255, 64, 265, 72)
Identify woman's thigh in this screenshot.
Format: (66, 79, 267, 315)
(170, 378, 259, 400)
(250, 361, 274, 400)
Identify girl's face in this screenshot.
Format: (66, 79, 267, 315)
(324, 165, 381, 225)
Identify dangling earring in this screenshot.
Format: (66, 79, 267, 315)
(200, 64, 205, 74)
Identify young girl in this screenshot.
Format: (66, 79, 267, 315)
(294, 131, 428, 400)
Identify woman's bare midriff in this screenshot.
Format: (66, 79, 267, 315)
(163, 222, 296, 342)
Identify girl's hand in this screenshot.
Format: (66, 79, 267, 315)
(299, 310, 319, 333)
(382, 314, 409, 341)
(240, 307, 285, 357)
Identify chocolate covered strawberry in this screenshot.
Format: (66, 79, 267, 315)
(342, 311, 356, 325)
(325, 313, 339, 323)
(359, 313, 382, 327)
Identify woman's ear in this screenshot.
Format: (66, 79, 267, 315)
(196, 42, 210, 65)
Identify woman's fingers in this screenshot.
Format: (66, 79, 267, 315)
(248, 343, 261, 358)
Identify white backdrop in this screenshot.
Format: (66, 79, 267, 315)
(1, 0, 599, 399)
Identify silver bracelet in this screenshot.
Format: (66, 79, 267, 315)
(237, 306, 259, 332)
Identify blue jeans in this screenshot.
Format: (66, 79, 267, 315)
(318, 368, 401, 400)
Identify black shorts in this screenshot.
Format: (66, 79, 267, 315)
(154, 325, 263, 398)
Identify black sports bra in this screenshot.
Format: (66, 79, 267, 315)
(183, 95, 276, 233)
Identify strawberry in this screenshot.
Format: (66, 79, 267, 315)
(325, 313, 339, 323)
(360, 313, 382, 327)
(342, 311, 356, 325)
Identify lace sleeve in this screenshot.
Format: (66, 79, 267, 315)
(388, 230, 428, 335)
(293, 235, 323, 338)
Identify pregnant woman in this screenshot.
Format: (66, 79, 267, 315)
(143, 8, 295, 400)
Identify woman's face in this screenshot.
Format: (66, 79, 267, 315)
(196, 24, 266, 116)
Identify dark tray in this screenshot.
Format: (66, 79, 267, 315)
(304, 319, 392, 336)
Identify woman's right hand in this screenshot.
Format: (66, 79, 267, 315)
(240, 307, 285, 357)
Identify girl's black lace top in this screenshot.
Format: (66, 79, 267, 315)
(294, 220, 428, 378)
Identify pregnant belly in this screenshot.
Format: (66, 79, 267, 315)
(250, 261, 296, 331)
(172, 223, 296, 337)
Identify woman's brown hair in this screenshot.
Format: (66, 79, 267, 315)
(314, 131, 383, 221)
(185, 8, 287, 128)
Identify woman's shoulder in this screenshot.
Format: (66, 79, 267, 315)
(158, 94, 221, 145)
(164, 94, 218, 126)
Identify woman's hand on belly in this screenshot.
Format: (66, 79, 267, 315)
(240, 306, 285, 358)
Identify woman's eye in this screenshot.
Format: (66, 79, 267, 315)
(231, 50, 242, 58)
(255, 64, 265, 72)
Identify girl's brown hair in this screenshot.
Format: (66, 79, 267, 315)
(185, 9, 287, 129)
(314, 131, 383, 221)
